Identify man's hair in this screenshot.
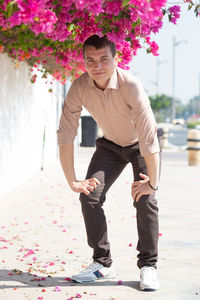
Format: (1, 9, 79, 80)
(83, 35, 116, 58)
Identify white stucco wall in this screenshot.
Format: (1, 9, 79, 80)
(0, 54, 63, 198)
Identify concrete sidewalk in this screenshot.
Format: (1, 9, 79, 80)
(0, 148, 200, 300)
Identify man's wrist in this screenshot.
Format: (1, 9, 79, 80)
(69, 179, 78, 188)
(148, 181, 158, 191)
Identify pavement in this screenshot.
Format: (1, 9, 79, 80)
(0, 146, 200, 300)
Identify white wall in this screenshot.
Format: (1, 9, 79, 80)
(0, 54, 63, 198)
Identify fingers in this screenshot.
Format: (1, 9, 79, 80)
(88, 177, 100, 185)
(139, 173, 149, 180)
(131, 180, 153, 202)
(131, 188, 139, 201)
(83, 189, 90, 196)
(82, 177, 101, 195)
(132, 188, 143, 202)
(135, 192, 141, 202)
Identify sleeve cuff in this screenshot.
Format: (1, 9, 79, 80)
(139, 139, 160, 156)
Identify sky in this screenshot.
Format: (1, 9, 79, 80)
(130, 0, 200, 103)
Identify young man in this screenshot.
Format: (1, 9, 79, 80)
(57, 35, 162, 291)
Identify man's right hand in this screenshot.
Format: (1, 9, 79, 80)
(71, 178, 100, 196)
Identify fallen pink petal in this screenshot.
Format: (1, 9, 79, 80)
(54, 286, 61, 292)
(64, 277, 71, 281)
(117, 280, 123, 285)
(0, 236, 8, 242)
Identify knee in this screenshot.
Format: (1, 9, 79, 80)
(134, 194, 158, 213)
(79, 192, 105, 207)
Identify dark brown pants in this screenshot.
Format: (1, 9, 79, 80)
(79, 133, 162, 269)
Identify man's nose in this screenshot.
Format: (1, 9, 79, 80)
(93, 61, 102, 68)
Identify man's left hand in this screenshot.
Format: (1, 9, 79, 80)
(131, 173, 155, 202)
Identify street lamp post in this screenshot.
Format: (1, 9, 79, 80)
(199, 73, 200, 98)
(156, 57, 167, 95)
(148, 58, 167, 95)
(171, 36, 188, 122)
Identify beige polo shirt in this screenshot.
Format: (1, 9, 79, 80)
(57, 67, 159, 156)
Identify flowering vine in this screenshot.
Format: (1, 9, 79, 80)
(0, 0, 199, 85)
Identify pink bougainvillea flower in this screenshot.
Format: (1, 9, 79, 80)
(117, 280, 123, 285)
(0, 0, 190, 85)
(76, 294, 82, 298)
(169, 5, 181, 24)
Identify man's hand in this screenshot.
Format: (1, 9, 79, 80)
(131, 173, 155, 202)
(71, 178, 100, 196)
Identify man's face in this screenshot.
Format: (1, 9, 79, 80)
(84, 46, 115, 89)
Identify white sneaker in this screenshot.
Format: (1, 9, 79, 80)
(140, 266, 160, 291)
(71, 261, 115, 283)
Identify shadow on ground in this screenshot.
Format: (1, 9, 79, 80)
(0, 269, 141, 291)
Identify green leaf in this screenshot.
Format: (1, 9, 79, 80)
(5, 1, 18, 18)
(6, 2, 14, 18)
(168, 14, 172, 22)
(188, 2, 194, 10)
(194, 4, 200, 13)
(146, 48, 151, 54)
(122, 0, 130, 8)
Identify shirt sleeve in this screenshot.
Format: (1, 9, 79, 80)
(57, 80, 82, 145)
(124, 79, 159, 156)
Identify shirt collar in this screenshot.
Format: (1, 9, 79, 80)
(106, 68, 119, 90)
(87, 67, 119, 90)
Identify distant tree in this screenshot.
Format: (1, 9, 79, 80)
(149, 94, 172, 110)
(149, 94, 172, 122)
(186, 95, 200, 115)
